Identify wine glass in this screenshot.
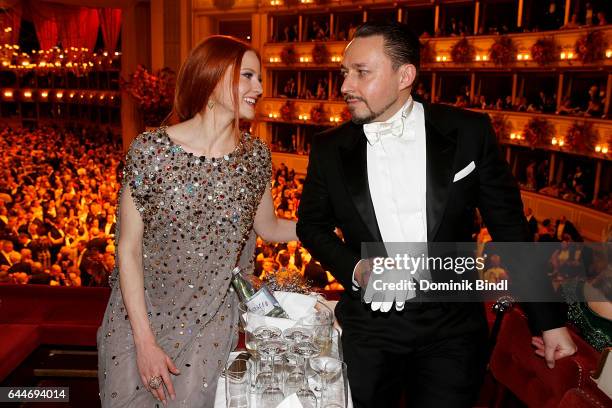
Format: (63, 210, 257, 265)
(258, 339, 288, 406)
(318, 359, 347, 408)
(282, 326, 313, 344)
(249, 326, 281, 393)
(291, 341, 321, 408)
(310, 356, 343, 393)
(248, 326, 282, 360)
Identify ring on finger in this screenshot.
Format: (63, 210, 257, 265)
(148, 375, 163, 390)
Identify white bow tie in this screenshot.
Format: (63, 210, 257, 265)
(363, 99, 415, 145)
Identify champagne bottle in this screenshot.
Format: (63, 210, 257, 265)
(231, 267, 289, 318)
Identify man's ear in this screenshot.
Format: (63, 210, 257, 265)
(398, 64, 417, 91)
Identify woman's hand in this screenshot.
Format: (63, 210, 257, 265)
(135, 340, 180, 405)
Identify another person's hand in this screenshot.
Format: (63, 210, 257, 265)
(353, 258, 375, 289)
(136, 340, 180, 404)
(531, 327, 577, 368)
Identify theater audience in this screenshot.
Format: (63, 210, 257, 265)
(0, 124, 121, 287)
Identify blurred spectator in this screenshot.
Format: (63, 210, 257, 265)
(556, 215, 581, 242)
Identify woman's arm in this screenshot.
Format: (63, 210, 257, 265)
(254, 184, 297, 243)
(116, 186, 179, 403)
(116, 186, 154, 347)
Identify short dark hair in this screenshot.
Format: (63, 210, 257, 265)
(353, 22, 420, 72)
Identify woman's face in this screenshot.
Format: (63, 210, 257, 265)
(214, 50, 263, 120)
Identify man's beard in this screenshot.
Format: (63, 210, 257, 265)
(348, 97, 398, 125)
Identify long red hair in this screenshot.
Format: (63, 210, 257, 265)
(168, 35, 260, 140)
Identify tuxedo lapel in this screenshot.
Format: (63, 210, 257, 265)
(424, 103, 457, 241)
(337, 103, 457, 243)
(338, 123, 383, 242)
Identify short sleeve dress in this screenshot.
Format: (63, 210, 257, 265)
(97, 127, 271, 407)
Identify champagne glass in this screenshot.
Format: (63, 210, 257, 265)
(248, 326, 281, 358)
(282, 326, 313, 344)
(258, 339, 288, 406)
(282, 328, 312, 397)
(291, 341, 321, 408)
(250, 326, 281, 392)
(310, 356, 343, 393)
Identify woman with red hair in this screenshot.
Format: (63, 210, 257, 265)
(97, 36, 297, 407)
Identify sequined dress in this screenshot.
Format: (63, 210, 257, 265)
(97, 127, 271, 407)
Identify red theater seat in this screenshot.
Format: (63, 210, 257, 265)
(490, 307, 610, 407)
(0, 324, 40, 382)
(0, 284, 110, 382)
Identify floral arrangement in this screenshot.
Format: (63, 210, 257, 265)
(340, 106, 352, 122)
(450, 37, 475, 63)
(280, 100, 296, 121)
(523, 117, 555, 147)
(566, 121, 598, 152)
(121, 65, 176, 126)
(281, 44, 297, 65)
(420, 40, 434, 64)
(531, 37, 558, 66)
(310, 103, 326, 123)
(263, 272, 311, 294)
(312, 43, 330, 64)
(489, 36, 517, 65)
(490, 114, 512, 142)
(575, 30, 609, 63)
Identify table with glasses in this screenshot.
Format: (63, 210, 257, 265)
(214, 297, 353, 408)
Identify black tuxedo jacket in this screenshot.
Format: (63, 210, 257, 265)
(297, 102, 564, 341)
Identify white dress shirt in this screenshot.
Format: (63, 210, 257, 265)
(353, 96, 428, 287)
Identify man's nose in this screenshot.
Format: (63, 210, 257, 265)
(340, 77, 352, 96)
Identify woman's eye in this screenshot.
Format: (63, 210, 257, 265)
(243, 72, 253, 78)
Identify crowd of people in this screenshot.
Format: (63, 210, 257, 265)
(0, 126, 341, 290)
(254, 162, 343, 291)
(0, 125, 121, 287)
(476, 209, 611, 352)
(1, 124, 606, 291)
(273, 2, 609, 42)
(278, 76, 343, 101)
(517, 159, 612, 214)
(440, 84, 607, 119)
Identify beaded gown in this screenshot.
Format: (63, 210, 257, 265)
(97, 127, 271, 407)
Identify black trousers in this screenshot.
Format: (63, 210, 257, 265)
(342, 326, 489, 408)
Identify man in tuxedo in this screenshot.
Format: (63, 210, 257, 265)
(525, 207, 538, 239)
(296, 22, 576, 408)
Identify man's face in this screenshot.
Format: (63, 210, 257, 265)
(340, 35, 412, 124)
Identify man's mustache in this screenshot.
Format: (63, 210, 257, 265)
(343, 95, 364, 102)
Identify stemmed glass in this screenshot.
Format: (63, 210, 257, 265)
(310, 356, 343, 393)
(290, 341, 321, 408)
(282, 327, 313, 396)
(250, 326, 281, 393)
(282, 327, 313, 344)
(258, 339, 289, 406)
